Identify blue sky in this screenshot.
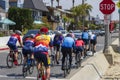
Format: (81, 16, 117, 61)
(43, 0, 119, 20)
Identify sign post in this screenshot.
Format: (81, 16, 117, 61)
(117, 0, 120, 52)
(99, 0, 115, 54)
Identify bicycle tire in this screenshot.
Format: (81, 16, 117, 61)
(22, 64, 28, 78)
(50, 55, 55, 67)
(6, 53, 14, 68)
(64, 55, 70, 77)
(76, 52, 81, 68)
(17, 52, 22, 65)
(29, 63, 34, 74)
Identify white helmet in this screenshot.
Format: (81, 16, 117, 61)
(15, 30, 22, 35)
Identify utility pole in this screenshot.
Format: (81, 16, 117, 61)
(72, 0, 75, 8)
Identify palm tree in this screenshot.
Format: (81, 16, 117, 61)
(71, 3, 92, 29)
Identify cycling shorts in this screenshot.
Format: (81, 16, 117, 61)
(82, 39, 89, 45)
(75, 46, 84, 54)
(53, 44, 60, 51)
(34, 52, 49, 67)
(7, 42, 18, 52)
(22, 46, 34, 57)
(90, 40, 97, 45)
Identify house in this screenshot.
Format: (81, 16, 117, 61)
(0, 7, 7, 30)
(23, 0, 48, 22)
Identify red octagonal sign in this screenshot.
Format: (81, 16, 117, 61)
(99, 0, 115, 14)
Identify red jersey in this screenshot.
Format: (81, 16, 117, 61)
(75, 40, 84, 47)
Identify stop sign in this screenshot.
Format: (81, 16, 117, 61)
(99, 0, 115, 14)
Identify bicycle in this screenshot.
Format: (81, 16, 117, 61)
(63, 53, 71, 78)
(49, 47, 55, 67)
(6, 48, 22, 68)
(37, 62, 46, 80)
(75, 50, 82, 68)
(22, 54, 35, 77)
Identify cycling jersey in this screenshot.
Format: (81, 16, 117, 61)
(53, 34, 63, 45)
(7, 34, 21, 45)
(22, 38, 35, 56)
(34, 34, 50, 54)
(61, 37, 75, 48)
(90, 34, 97, 41)
(75, 40, 84, 47)
(7, 33, 21, 51)
(81, 32, 89, 39)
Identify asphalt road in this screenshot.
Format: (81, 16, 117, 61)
(0, 33, 118, 80)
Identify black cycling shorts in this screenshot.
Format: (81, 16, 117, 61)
(34, 52, 48, 67)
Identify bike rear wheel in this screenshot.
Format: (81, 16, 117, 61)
(22, 64, 28, 78)
(6, 53, 14, 68)
(17, 52, 22, 65)
(64, 55, 70, 78)
(76, 52, 81, 68)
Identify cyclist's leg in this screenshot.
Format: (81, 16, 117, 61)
(68, 48, 72, 67)
(61, 47, 67, 70)
(22, 49, 28, 64)
(93, 40, 97, 53)
(56, 44, 60, 64)
(42, 53, 50, 80)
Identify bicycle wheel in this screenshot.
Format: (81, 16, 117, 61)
(50, 54, 55, 67)
(17, 52, 22, 65)
(29, 60, 34, 74)
(22, 64, 28, 78)
(64, 56, 69, 78)
(76, 52, 81, 68)
(6, 53, 14, 68)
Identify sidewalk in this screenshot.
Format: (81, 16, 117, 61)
(0, 45, 9, 50)
(102, 38, 120, 79)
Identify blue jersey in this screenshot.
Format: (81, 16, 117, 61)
(61, 37, 75, 48)
(82, 32, 89, 39)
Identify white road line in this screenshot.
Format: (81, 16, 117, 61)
(0, 75, 64, 80)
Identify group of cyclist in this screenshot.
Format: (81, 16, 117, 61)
(6, 27, 97, 80)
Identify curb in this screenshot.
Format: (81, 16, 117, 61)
(0, 48, 9, 51)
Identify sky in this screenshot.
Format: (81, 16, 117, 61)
(43, 0, 120, 20)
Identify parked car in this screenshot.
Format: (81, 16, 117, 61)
(23, 29, 54, 41)
(99, 30, 105, 36)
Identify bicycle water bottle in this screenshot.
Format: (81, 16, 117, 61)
(27, 59, 31, 65)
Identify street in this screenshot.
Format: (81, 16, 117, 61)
(0, 33, 117, 80)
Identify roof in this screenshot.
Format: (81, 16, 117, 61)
(23, 0, 48, 12)
(0, 7, 5, 13)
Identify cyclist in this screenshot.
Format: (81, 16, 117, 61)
(22, 34, 35, 65)
(90, 31, 97, 53)
(53, 31, 63, 64)
(34, 27, 51, 80)
(7, 30, 22, 65)
(74, 36, 84, 60)
(69, 30, 75, 39)
(61, 33, 75, 70)
(81, 29, 89, 53)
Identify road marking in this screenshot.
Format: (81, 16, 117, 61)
(0, 75, 65, 80)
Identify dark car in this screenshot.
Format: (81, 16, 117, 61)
(23, 29, 54, 41)
(22, 29, 39, 41)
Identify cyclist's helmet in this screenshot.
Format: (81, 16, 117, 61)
(15, 30, 22, 35)
(40, 27, 48, 34)
(78, 36, 82, 40)
(55, 30, 61, 35)
(30, 34, 35, 38)
(66, 33, 72, 37)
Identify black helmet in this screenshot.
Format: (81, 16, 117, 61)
(15, 30, 22, 35)
(66, 33, 72, 37)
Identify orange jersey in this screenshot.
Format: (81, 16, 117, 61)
(35, 34, 50, 47)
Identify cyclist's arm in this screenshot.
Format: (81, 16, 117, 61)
(18, 36, 23, 47)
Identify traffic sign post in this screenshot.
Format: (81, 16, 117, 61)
(117, 0, 120, 52)
(99, 0, 115, 54)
